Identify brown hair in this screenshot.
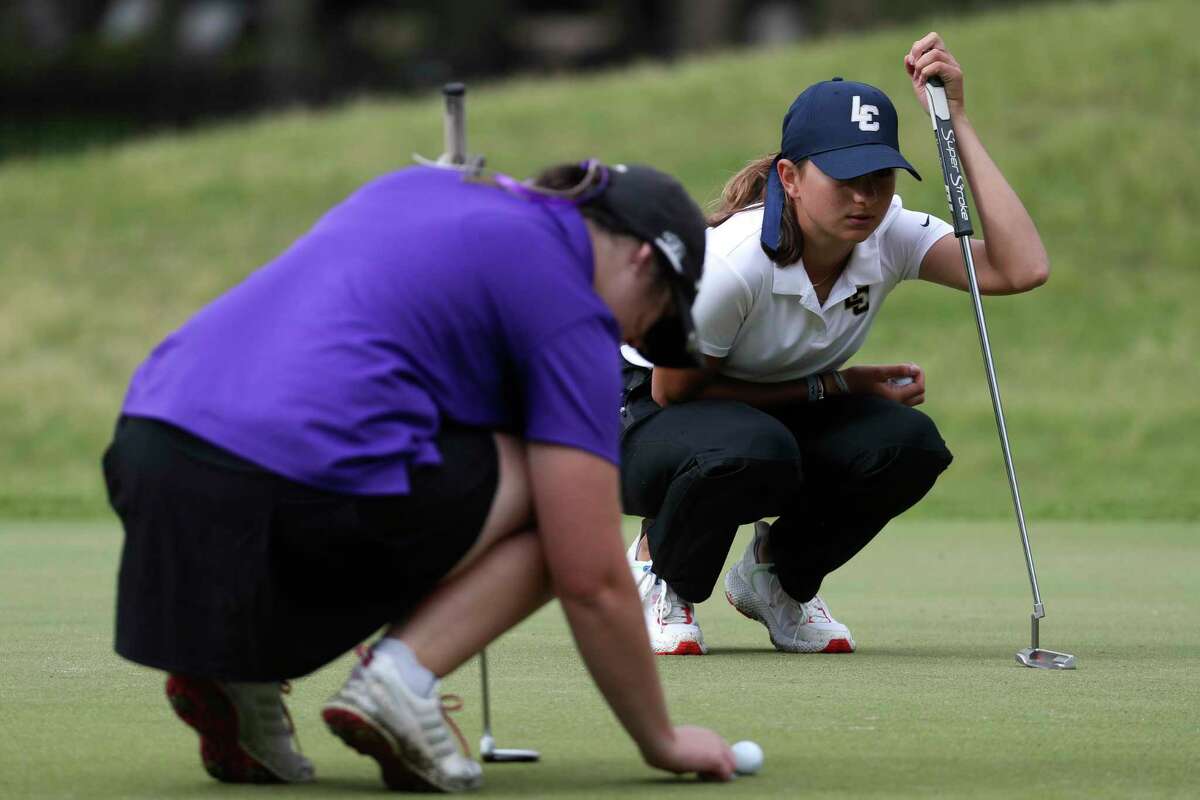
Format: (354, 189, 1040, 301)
(530, 162, 630, 237)
(708, 154, 804, 266)
(529, 162, 672, 284)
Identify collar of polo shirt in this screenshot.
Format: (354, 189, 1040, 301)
(770, 238, 883, 302)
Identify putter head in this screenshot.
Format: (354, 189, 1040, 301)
(482, 748, 540, 763)
(1016, 647, 1076, 670)
(480, 732, 539, 763)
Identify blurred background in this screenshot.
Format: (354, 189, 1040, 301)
(2, 0, 1029, 160)
(2, 0, 1197, 520)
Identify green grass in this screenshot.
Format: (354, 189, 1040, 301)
(2, 0, 1199, 519)
(4, 6, 1197, 793)
(2, 518, 1197, 798)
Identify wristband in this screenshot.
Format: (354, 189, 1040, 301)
(806, 374, 825, 402)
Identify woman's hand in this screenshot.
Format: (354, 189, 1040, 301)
(906, 32, 1051, 296)
(643, 725, 736, 782)
(905, 32, 965, 115)
(840, 363, 926, 406)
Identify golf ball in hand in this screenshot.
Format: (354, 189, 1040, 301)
(887, 376, 914, 387)
(732, 740, 763, 775)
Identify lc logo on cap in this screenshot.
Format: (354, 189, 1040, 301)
(851, 96, 879, 131)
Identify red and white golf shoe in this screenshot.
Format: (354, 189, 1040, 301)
(165, 674, 315, 784)
(724, 521, 856, 654)
(627, 535, 707, 656)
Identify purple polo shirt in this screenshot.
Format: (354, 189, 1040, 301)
(122, 166, 622, 494)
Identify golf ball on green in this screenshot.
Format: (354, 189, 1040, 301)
(732, 740, 763, 775)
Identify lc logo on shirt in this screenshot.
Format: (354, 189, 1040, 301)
(851, 96, 880, 132)
(845, 286, 870, 315)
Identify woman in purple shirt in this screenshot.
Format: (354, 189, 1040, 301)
(102, 160, 737, 790)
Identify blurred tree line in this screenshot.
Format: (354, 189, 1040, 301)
(0, 0, 1029, 158)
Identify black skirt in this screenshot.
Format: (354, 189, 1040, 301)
(102, 416, 498, 681)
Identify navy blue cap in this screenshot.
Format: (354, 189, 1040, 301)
(762, 78, 920, 252)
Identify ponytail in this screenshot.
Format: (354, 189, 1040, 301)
(708, 154, 804, 266)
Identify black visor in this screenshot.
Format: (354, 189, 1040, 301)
(635, 278, 700, 368)
(591, 164, 706, 368)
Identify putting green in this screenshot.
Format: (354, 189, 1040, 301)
(1, 519, 1196, 798)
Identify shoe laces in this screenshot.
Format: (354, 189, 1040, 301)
(438, 694, 472, 758)
(630, 538, 693, 628)
(249, 682, 292, 736)
(357, 643, 471, 760)
(752, 567, 812, 648)
(354, 643, 372, 666)
(803, 595, 834, 624)
(236, 680, 304, 755)
(279, 682, 306, 755)
(652, 578, 693, 628)
(755, 567, 833, 625)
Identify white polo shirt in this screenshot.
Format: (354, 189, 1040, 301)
(666, 195, 950, 382)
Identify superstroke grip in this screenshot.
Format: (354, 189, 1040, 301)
(924, 76, 973, 238)
(442, 82, 467, 165)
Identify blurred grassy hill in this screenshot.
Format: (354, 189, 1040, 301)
(2, 0, 1197, 519)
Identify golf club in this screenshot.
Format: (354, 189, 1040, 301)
(923, 76, 1076, 670)
(418, 83, 542, 756)
(414, 81, 485, 174)
(479, 649, 540, 762)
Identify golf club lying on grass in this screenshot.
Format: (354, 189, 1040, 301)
(422, 82, 542, 757)
(923, 76, 1076, 671)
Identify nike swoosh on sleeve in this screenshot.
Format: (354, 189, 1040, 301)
(920, 215, 930, 227)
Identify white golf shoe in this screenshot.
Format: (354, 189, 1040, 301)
(165, 674, 315, 783)
(628, 534, 707, 656)
(322, 650, 482, 792)
(724, 521, 856, 653)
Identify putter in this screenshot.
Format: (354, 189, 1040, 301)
(479, 649, 540, 762)
(419, 84, 541, 755)
(413, 81, 486, 174)
(923, 76, 1076, 670)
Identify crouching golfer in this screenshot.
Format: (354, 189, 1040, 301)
(102, 160, 736, 791)
(620, 35, 1049, 656)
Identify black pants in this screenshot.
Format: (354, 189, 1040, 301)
(619, 366, 953, 604)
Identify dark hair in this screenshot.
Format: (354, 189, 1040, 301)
(530, 162, 629, 235)
(531, 162, 672, 281)
(708, 154, 804, 266)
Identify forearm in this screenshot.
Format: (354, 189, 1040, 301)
(955, 114, 1050, 291)
(690, 371, 843, 408)
(530, 445, 676, 764)
(652, 359, 842, 408)
(558, 582, 673, 762)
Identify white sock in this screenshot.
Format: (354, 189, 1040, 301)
(371, 638, 437, 698)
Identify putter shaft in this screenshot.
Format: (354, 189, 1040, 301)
(479, 647, 540, 761)
(924, 77, 1074, 668)
(955, 235, 1044, 616)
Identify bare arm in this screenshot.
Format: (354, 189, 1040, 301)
(527, 443, 734, 779)
(651, 356, 926, 408)
(906, 32, 1050, 295)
